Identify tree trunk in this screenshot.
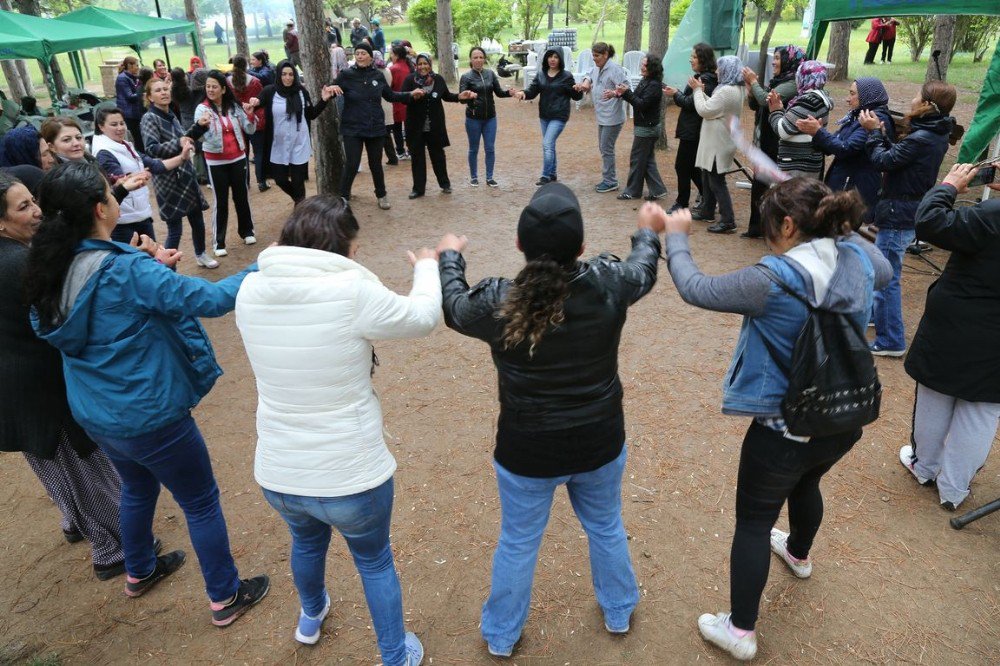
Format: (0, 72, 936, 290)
(648, 0, 669, 57)
(229, 0, 250, 57)
(826, 21, 850, 82)
(291, 0, 344, 194)
(184, 0, 207, 62)
(925, 15, 957, 82)
(548, 3, 554, 31)
(623, 0, 643, 52)
(756, 2, 784, 79)
(264, 10, 273, 38)
(2, 61, 29, 100)
(15, 60, 32, 95)
(253, 11, 260, 40)
(753, 7, 762, 45)
(435, 0, 457, 85)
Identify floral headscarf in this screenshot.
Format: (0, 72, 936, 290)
(789, 60, 827, 107)
(716, 55, 742, 87)
(770, 45, 806, 89)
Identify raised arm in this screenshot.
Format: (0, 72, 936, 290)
(353, 255, 442, 340)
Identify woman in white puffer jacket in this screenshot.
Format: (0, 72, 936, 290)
(235, 195, 440, 665)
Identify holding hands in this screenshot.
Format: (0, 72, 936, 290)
(320, 85, 337, 101)
(858, 109, 884, 132)
(329, 85, 345, 97)
(129, 232, 183, 267)
(411, 88, 426, 100)
(662, 84, 678, 96)
(795, 115, 823, 136)
(407, 247, 437, 265)
(638, 203, 668, 234)
(513, 90, 526, 101)
(197, 114, 211, 127)
(120, 170, 151, 191)
(458, 90, 478, 101)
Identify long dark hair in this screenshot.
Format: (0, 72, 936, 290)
(692, 42, 716, 74)
(591, 42, 616, 59)
(170, 67, 191, 102)
(230, 55, 250, 93)
(498, 258, 572, 357)
(274, 60, 305, 123)
(25, 162, 110, 328)
(278, 195, 359, 255)
(204, 70, 238, 115)
(644, 53, 664, 82)
(760, 177, 867, 243)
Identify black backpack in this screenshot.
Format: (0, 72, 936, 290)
(755, 264, 882, 438)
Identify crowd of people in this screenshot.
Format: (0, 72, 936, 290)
(0, 21, 998, 666)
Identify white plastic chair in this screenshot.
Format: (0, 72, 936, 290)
(561, 46, 574, 72)
(523, 51, 538, 92)
(573, 49, 595, 109)
(622, 50, 644, 88)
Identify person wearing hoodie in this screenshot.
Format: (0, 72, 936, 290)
(663, 43, 717, 212)
(26, 161, 270, 627)
(796, 76, 894, 219)
(766, 60, 833, 179)
(662, 177, 891, 661)
(861, 80, 956, 357)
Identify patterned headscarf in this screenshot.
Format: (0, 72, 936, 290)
(0, 125, 42, 169)
(716, 55, 742, 87)
(770, 45, 806, 89)
(838, 76, 889, 125)
(789, 60, 827, 107)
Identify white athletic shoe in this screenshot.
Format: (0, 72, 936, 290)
(243, 235, 257, 245)
(195, 253, 219, 269)
(770, 528, 812, 578)
(698, 612, 757, 661)
(377, 196, 391, 210)
(899, 445, 933, 486)
(213, 248, 228, 257)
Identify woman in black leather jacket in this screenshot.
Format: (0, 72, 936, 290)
(459, 47, 515, 187)
(437, 183, 662, 659)
(616, 53, 667, 201)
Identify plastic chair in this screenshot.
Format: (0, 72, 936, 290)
(573, 49, 595, 109)
(561, 46, 574, 72)
(622, 50, 644, 88)
(523, 51, 538, 88)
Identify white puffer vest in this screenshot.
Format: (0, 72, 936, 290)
(91, 134, 153, 224)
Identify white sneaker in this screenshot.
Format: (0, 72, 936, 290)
(195, 253, 219, 269)
(770, 528, 812, 578)
(899, 445, 933, 486)
(243, 235, 257, 245)
(294, 592, 331, 645)
(377, 196, 391, 210)
(698, 612, 757, 661)
(213, 248, 228, 257)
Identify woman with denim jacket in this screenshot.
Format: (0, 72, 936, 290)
(438, 183, 662, 658)
(662, 178, 891, 661)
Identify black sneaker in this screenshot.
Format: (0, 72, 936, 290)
(707, 221, 737, 234)
(692, 210, 716, 222)
(96, 537, 163, 581)
(535, 176, 552, 186)
(740, 231, 763, 239)
(617, 192, 634, 200)
(258, 183, 270, 192)
(124, 548, 185, 596)
(470, 177, 480, 187)
(211, 575, 270, 627)
(63, 527, 84, 544)
(667, 203, 685, 213)
(486, 179, 499, 188)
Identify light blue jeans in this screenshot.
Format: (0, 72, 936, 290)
(873, 227, 916, 350)
(539, 118, 567, 179)
(481, 446, 639, 652)
(466, 116, 498, 180)
(262, 478, 408, 666)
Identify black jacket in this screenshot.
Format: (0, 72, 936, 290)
(623, 79, 664, 128)
(905, 185, 1000, 403)
(866, 114, 954, 229)
(401, 73, 460, 147)
(0, 238, 96, 459)
(439, 229, 659, 476)
(672, 71, 717, 141)
(459, 68, 512, 120)
(522, 69, 583, 122)
(257, 85, 329, 171)
(335, 64, 411, 138)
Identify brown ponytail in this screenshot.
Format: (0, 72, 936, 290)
(761, 177, 867, 242)
(498, 259, 571, 357)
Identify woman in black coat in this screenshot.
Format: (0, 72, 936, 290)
(663, 43, 717, 211)
(615, 54, 668, 201)
(899, 163, 1000, 511)
(401, 53, 475, 199)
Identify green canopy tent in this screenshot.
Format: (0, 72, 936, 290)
(56, 7, 198, 71)
(806, 0, 1000, 163)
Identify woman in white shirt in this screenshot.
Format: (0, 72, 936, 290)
(235, 196, 440, 664)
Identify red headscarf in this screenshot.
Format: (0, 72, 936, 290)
(188, 56, 204, 73)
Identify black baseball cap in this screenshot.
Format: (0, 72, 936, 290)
(517, 182, 584, 263)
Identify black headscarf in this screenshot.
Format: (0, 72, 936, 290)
(274, 59, 304, 125)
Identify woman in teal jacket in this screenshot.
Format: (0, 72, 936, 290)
(26, 162, 270, 628)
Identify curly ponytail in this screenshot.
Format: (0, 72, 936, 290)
(814, 189, 867, 235)
(25, 162, 109, 329)
(498, 258, 571, 357)
(761, 177, 866, 242)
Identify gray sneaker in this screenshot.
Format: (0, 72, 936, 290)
(595, 181, 620, 193)
(378, 196, 391, 210)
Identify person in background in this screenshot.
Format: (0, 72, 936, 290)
(235, 195, 438, 662)
(663, 43, 717, 212)
(742, 45, 804, 238)
(577, 42, 629, 193)
(766, 60, 833, 179)
(796, 77, 894, 219)
(370, 18, 386, 54)
(249, 50, 275, 88)
(188, 56, 204, 73)
(350, 18, 370, 48)
(388, 44, 412, 161)
(881, 17, 900, 64)
(115, 56, 145, 152)
(331, 41, 349, 83)
(324, 17, 342, 47)
(376, 52, 399, 167)
(0, 124, 56, 171)
(661, 178, 891, 661)
(515, 48, 584, 186)
(214, 21, 225, 44)
(438, 183, 661, 658)
(459, 46, 514, 187)
(900, 162, 1000, 512)
(152, 59, 171, 85)
(615, 53, 668, 201)
(862, 80, 956, 357)
(283, 20, 301, 70)
(691, 55, 744, 234)
(228, 55, 268, 192)
(864, 18, 885, 66)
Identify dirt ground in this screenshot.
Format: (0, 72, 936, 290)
(1, 80, 998, 665)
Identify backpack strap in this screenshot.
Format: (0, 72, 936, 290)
(754, 263, 813, 310)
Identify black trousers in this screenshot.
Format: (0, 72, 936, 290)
(408, 131, 450, 194)
(624, 135, 667, 198)
(341, 135, 386, 199)
(125, 117, 145, 153)
(383, 125, 398, 164)
(881, 39, 895, 63)
(730, 421, 859, 631)
(864, 41, 880, 64)
(747, 177, 771, 236)
(207, 158, 254, 249)
(700, 165, 734, 225)
(674, 138, 702, 207)
(390, 122, 406, 155)
(270, 161, 308, 204)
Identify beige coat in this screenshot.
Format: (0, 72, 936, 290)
(693, 84, 744, 172)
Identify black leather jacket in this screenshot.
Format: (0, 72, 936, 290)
(459, 68, 513, 120)
(439, 229, 660, 431)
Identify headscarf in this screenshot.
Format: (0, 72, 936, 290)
(837, 76, 889, 126)
(188, 56, 204, 73)
(0, 125, 42, 169)
(789, 60, 827, 107)
(715, 56, 742, 87)
(273, 59, 305, 125)
(414, 54, 435, 88)
(770, 45, 805, 89)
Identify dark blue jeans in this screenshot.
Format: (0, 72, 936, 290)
(89, 415, 240, 602)
(465, 116, 498, 180)
(110, 218, 156, 245)
(164, 207, 207, 256)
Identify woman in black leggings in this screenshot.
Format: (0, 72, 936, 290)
(661, 178, 891, 661)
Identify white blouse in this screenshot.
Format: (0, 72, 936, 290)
(270, 93, 313, 166)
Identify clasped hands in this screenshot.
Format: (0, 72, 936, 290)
(129, 232, 182, 267)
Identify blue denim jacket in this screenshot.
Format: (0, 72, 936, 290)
(721, 245, 875, 417)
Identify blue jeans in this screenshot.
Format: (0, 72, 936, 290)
(481, 446, 639, 651)
(262, 479, 407, 666)
(539, 118, 567, 179)
(873, 228, 915, 350)
(89, 415, 240, 602)
(466, 116, 498, 180)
